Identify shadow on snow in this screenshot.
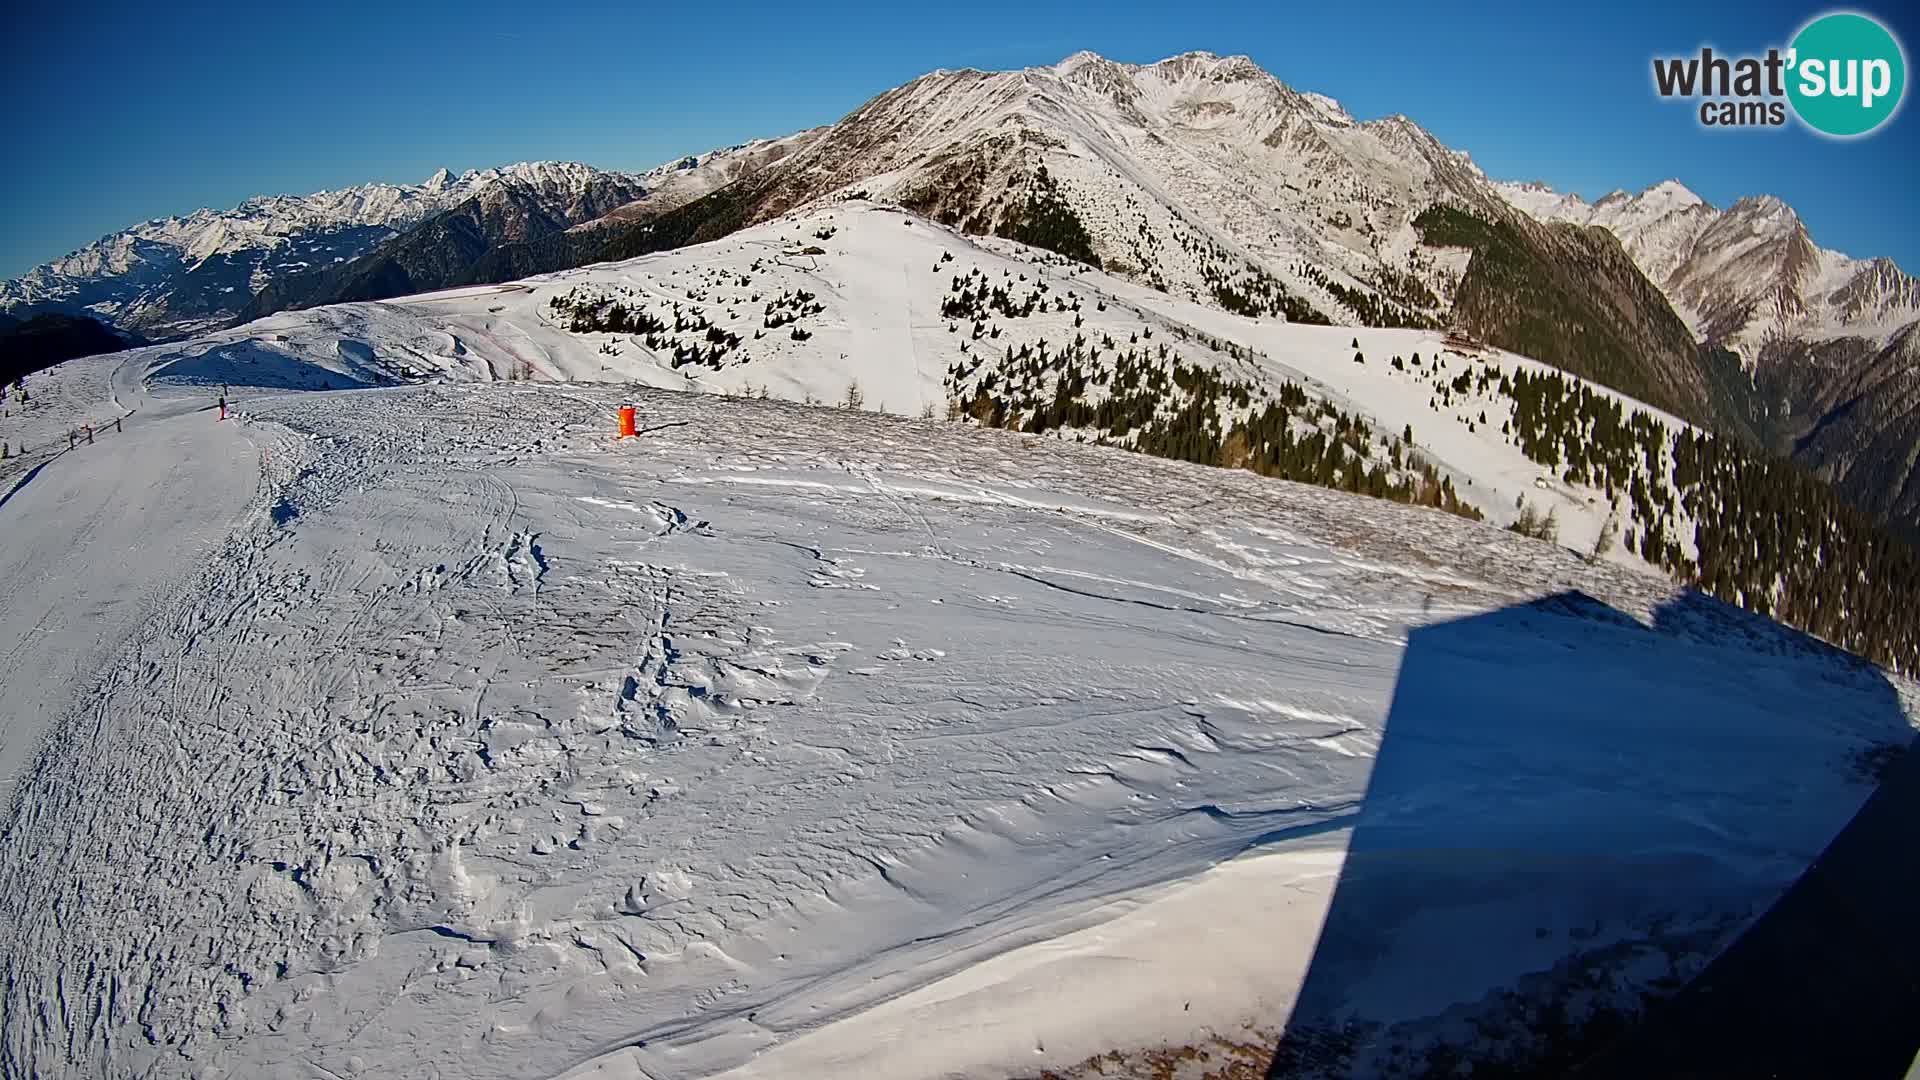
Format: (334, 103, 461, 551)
(1266, 590, 1917, 1078)
(146, 341, 386, 393)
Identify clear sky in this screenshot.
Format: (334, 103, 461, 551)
(2, 0, 1914, 278)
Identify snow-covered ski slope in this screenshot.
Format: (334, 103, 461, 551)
(0, 356, 257, 803)
(0, 210, 1915, 1079)
(106, 202, 1694, 569)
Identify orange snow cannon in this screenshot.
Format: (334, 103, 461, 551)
(618, 404, 636, 438)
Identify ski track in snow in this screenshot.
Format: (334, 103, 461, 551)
(0, 369, 1914, 1078)
(0, 357, 259, 803)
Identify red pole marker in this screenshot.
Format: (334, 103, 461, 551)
(618, 404, 637, 438)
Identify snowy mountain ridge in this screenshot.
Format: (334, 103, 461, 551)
(0, 161, 647, 339)
(9, 49, 1919, 531)
(11, 49, 1913, 362)
(1491, 174, 1920, 534)
(630, 48, 1907, 400)
(1491, 177, 1920, 355)
(23, 161, 624, 277)
(609, 130, 827, 223)
(724, 46, 1911, 535)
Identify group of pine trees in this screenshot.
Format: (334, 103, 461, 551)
(984, 190, 1920, 671)
(1296, 263, 1435, 329)
(1411, 204, 1707, 430)
(1208, 263, 1329, 324)
(944, 325, 1479, 522)
(549, 288, 670, 337)
(760, 288, 824, 329)
(547, 277, 829, 372)
(1668, 431, 1920, 669)
(941, 267, 1071, 323)
(1504, 368, 1674, 502)
(1471, 362, 1919, 671)
(992, 165, 1102, 270)
(564, 207, 1919, 671)
(1167, 225, 1329, 324)
(1366, 263, 1442, 314)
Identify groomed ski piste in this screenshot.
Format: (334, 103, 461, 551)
(1, 204, 1914, 1079)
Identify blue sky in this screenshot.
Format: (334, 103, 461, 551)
(2, 0, 1914, 278)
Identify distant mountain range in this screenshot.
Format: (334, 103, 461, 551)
(0, 162, 631, 339)
(1494, 179, 1920, 532)
(4, 50, 1915, 534)
(0, 162, 646, 340)
(235, 162, 647, 320)
(0, 144, 826, 343)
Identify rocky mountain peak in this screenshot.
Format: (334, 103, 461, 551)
(1642, 178, 1704, 209)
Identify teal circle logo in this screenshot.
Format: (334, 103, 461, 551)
(1787, 12, 1906, 136)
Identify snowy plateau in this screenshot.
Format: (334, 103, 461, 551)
(1, 196, 1916, 1080)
